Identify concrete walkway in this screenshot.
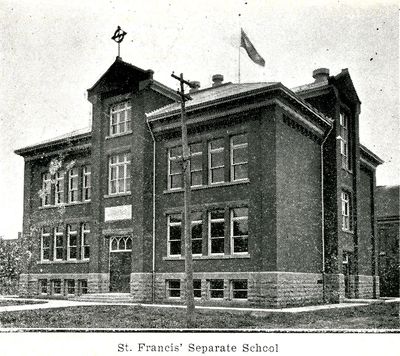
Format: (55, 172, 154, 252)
(1, 296, 397, 314)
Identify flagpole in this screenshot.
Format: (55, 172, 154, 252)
(238, 36, 241, 84)
(238, 14, 241, 84)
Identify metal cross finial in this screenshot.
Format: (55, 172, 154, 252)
(111, 26, 127, 57)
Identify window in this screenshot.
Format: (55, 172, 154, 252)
(81, 223, 90, 260)
(168, 214, 181, 256)
(231, 207, 249, 254)
(54, 225, 64, 261)
(193, 279, 202, 298)
(55, 171, 65, 205)
(79, 280, 88, 295)
(110, 101, 132, 135)
(340, 111, 351, 171)
(209, 210, 225, 255)
(66, 279, 75, 295)
(41, 173, 51, 206)
(167, 280, 181, 298)
(209, 279, 224, 299)
(231, 280, 248, 299)
(190, 143, 203, 187)
(109, 153, 131, 194)
(67, 224, 78, 260)
(52, 280, 62, 295)
(82, 166, 91, 201)
(68, 168, 79, 203)
(231, 134, 248, 181)
(110, 236, 132, 252)
(168, 146, 183, 190)
(209, 139, 225, 184)
(41, 227, 51, 261)
(341, 191, 352, 231)
(191, 212, 202, 255)
(39, 280, 48, 295)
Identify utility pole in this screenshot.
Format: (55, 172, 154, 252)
(171, 72, 195, 328)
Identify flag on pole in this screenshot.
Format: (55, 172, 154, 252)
(240, 28, 265, 67)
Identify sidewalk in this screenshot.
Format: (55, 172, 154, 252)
(1, 296, 397, 314)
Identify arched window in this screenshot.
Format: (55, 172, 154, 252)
(110, 236, 132, 252)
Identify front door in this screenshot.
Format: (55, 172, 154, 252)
(109, 236, 132, 293)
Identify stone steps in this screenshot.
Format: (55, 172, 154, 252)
(71, 293, 135, 303)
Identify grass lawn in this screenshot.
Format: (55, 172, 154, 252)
(0, 302, 398, 329)
(0, 299, 46, 307)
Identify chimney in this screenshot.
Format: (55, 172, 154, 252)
(189, 81, 201, 93)
(312, 68, 329, 82)
(212, 74, 224, 87)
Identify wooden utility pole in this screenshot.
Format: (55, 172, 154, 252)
(171, 72, 195, 328)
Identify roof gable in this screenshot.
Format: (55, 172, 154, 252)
(330, 68, 361, 104)
(87, 56, 154, 101)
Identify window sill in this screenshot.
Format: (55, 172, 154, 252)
(163, 179, 250, 194)
(37, 260, 89, 265)
(39, 201, 91, 210)
(163, 254, 250, 261)
(103, 192, 131, 198)
(105, 131, 133, 140)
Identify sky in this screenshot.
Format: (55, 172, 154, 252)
(0, 0, 398, 240)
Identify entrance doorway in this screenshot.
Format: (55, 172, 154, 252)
(109, 236, 132, 293)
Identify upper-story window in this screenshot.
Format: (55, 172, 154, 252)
(167, 213, 182, 256)
(55, 171, 65, 205)
(41, 173, 52, 207)
(67, 224, 78, 260)
(190, 143, 203, 187)
(68, 168, 79, 203)
(81, 223, 90, 260)
(231, 134, 248, 181)
(209, 209, 225, 255)
(191, 212, 203, 255)
(82, 166, 91, 201)
(340, 111, 352, 171)
(41, 227, 51, 261)
(109, 153, 131, 195)
(168, 146, 183, 190)
(110, 101, 132, 136)
(209, 139, 225, 184)
(231, 207, 249, 254)
(168, 143, 203, 190)
(341, 191, 352, 232)
(54, 225, 64, 261)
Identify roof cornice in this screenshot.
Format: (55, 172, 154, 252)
(147, 83, 332, 129)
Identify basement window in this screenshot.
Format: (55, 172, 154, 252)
(66, 280, 75, 295)
(209, 279, 224, 299)
(39, 280, 48, 295)
(79, 280, 88, 295)
(167, 280, 181, 298)
(52, 280, 62, 295)
(231, 280, 248, 300)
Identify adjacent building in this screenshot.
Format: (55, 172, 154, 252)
(15, 57, 383, 307)
(376, 185, 399, 297)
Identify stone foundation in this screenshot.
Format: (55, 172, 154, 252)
(150, 271, 324, 308)
(323, 273, 345, 303)
(130, 273, 153, 302)
(18, 273, 109, 297)
(358, 275, 379, 299)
